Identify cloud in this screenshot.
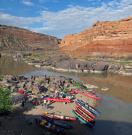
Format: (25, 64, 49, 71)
(0, 12, 41, 26)
(22, 0, 34, 6)
(0, 0, 132, 38)
(32, 0, 132, 37)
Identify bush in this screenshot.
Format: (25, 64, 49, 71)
(0, 87, 11, 114)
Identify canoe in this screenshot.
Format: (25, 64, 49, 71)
(75, 101, 95, 119)
(39, 119, 64, 134)
(72, 110, 95, 127)
(74, 108, 93, 122)
(76, 99, 100, 117)
(43, 113, 76, 121)
(44, 98, 71, 103)
(76, 99, 100, 116)
(80, 92, 101, 100)
(41, 115, 73, 129)
(72, 110, 87, 124)
(75, 106, 94, 121)
(68, 89, 101, 100)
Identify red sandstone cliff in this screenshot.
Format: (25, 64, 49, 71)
(0, 25, 59, 51)
(60, 17, 132, 57)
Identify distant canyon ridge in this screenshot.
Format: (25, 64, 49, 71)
(0, 25, 60, 51)
(0, 17, 132, 58)
(60, 17, 132, 58)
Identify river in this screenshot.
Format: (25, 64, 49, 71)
(0, 56, 132, 135)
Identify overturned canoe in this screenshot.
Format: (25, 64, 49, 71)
(44, 97, 71, 103)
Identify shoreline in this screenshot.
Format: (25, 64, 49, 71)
(27, 62, 132, 76)
(80, 75, 132, 103)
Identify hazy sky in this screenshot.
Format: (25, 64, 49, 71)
(0, 0, 132, 37)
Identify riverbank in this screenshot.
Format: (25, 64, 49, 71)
(0, 74, 100, 135)
(0, 74, 132, 135)
(1, 52, 132, 76)
(0, 56, 132, 135)
(22, 54, 132, 76)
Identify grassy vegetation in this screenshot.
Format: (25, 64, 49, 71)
(0, 87, 11, 114)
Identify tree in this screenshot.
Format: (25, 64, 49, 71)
(0, 87, 11, 114)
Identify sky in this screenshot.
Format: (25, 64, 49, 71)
(0, 0, 132, 38)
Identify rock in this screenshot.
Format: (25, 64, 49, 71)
(60, 17, 132, 58)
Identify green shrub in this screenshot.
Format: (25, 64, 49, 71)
(0, 87, 11, 114)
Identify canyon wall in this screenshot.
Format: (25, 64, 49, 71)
(0, 25, 60, 51)
(60, 17, 132, 57)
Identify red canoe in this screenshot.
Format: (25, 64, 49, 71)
(80, 92, 101, 100)
(75, 102, 96, 119)
(75, 106, 95, 120)
(73, 109, 92, 122)
(44, 98, 71, 103)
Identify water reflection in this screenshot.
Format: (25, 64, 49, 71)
(0, 56, 35, 75)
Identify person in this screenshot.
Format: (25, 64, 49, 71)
(47, 77, 50, 84)
(81, 68, 84, 72)
(43, 100, 47, 109)
(21, 100, 25, 107)
(47, 100, 50, 109)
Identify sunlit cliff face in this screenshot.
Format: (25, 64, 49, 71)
(60, 17, 132, 58)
